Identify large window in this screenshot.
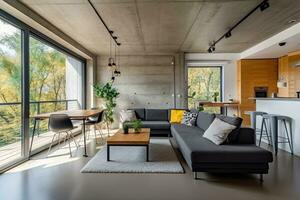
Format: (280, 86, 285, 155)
(187, 66, 223, 113)
(29, 36, 83, 151)
(0, 18, 23, 168)
(0, 11, 85, 171)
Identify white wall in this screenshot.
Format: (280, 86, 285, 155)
(66, 57, 83, 110)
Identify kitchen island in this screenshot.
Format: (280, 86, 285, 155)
(253, 97, 300, 156)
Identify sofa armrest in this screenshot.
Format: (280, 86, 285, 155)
(236, 127, 256, 144)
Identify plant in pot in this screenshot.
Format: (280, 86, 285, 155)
(123, 124, 129, 134)
(131, 119, 142, 133)
(212, 92, 219, 102)
(94, 82, 120, 136)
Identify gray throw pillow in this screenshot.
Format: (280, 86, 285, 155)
(120, 110, 137, 123)
(203, 118, 236, 145)
(181, 111, 198, 126)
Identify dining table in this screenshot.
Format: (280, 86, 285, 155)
(198, 101, 240, 116)
(29, 109, 104, 158)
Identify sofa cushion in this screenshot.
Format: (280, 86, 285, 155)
(203, 118, 237, 145)
(196, 112, 215, 130)
(120, 110, 136, 123)
(141, 121, 170, 130)
(129, 108, 145, 120)
(170, 109, 185, 123)
(171, 124, 205, 136)
(181, 111, 198, 126)
(171, 126, 273, 165)
(216, 114, 243, 143)
(125, 121, 170, 130)
(145, 109, 169, 121)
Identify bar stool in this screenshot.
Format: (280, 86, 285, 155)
(245, 111, 271, 145)
(260, 114, 293, 155)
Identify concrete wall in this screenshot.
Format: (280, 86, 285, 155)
(96, 55, 183, 127)
(86, 59, 97, 109)
(66, 57, 83, 109)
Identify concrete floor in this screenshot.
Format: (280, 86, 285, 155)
(0, 136, 299, 200)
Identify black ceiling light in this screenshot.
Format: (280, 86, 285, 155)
(207, 0, 270, 53)
(260, 0, 270, 12)
(88, 0, 120, 46)
(108, 38, 112, 67)
(225, 31, 232, 38)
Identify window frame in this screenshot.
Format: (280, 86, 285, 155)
(185, 62, 225, 112)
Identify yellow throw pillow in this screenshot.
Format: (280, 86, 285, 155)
(170, 110, 185, 123)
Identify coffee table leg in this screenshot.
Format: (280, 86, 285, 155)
(146, 145, 149, 162)
(107, 145, 110, 161)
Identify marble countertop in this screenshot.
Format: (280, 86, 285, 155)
(250, 97, 300, 101)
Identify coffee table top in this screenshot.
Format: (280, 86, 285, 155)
(107, 128, 150, 145)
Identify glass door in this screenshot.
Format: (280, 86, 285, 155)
(0, 10, 86, 171)
(29, 36, 83, 152)
(0, 18, 23, 169)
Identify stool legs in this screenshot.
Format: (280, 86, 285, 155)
(270, 117, 278, 155)
(283, 120, 293, 154)
(259, 119, 264, 146)
(259, 118, 271, 146)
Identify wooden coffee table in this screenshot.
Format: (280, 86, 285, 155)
(106, 128, 150, 162)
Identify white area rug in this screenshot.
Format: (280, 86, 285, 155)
(81, 139, 184, 173)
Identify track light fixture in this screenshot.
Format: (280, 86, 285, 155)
(225, 31, 232, 38)
(260, 0, 270, 12)
(207, 0, 270, 53)
(88, 0, 121, 46)
(114, 69, 121, 77)
(207, 45, 216, 53)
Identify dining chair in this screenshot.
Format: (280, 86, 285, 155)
(80, 110, 105, 144)
(47, 114, 78, 157)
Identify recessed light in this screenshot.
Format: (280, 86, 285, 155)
(287, 19, 297, 24)
(279, 42, 287, 47)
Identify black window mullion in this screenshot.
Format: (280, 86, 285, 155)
(22, 29, 30, 158)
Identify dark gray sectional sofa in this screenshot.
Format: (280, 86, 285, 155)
(123, 108, 273, 180)
(123, 108, 171, 136)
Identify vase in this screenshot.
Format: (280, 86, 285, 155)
(123, 127, 128, 134)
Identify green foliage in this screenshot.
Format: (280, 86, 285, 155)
(0, 19, 70, 147)
(94, 83, 119, 124)
(188, 67, 221, 113)
(131, 119, 142, 133)
(212, 92, 219, 98)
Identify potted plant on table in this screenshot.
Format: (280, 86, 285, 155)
(131, 119, 142, 134)
(94, 82, 120, 136)
(123, 124, 129, 134)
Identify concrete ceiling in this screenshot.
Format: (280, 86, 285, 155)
(20, 0, 300, 56)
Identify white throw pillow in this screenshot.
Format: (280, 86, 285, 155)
(120, 110, 137, 123)
(203, 118, 236, 145)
